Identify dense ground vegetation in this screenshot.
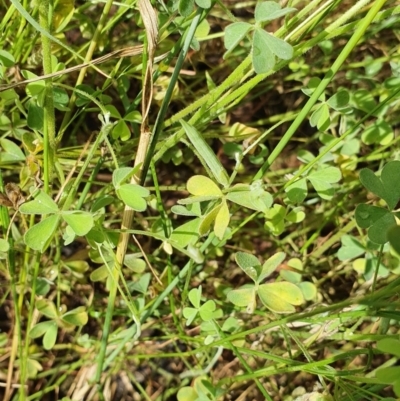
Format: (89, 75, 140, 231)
(1, 0, 400, 400)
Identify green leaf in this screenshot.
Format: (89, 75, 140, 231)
(0, 238, 10, 252)
(187, 175, 222, 196)
(62, 306, 88, 326)
(179, 0, 194, 16)
(226, 184, 272, 212)
(308, 167, 341, 199)
(388, 226, 400, 256)
(376, 367, 400, 384)
(258, 282, 304, 313)
(235, 252, 261, 282)
(0, 138, 25, 163)
(19, 190, 59, 214)
(91, 195, 115, 213)
(227, 286, 257, 313)
(310, 103, 330, 131)
(0, 50, 15, 67)
(337, 235, 365, 260)
(298, 282, 317, 301)
(355, 204, 395, 244)
(36, 299, 59, 319)
(255, 1, 296, 23)
(352, 89, 377, 114)
(183, 307, 198, 326)
(117, 184, 149, 211)
(224, 22, 252, 52)
(177, 387, 198, 401)
(62, 211, 94, 236)
(112, 167, 141, 187)
(124, 255, 146, 273)
(327, 90, 350, 110)
(214, 200, 230, 240)
(170, 218, 201, 248)
(359, 161, 400, 210)
(258, 252, 286, 283)
(171, 204, 201, 217)
(29, 321, 55, 339)
(362, 120, 393, 145)
(199, 300, 216, 321)
(43, 322, 58, 350)
(180, 120, 229, 187)
(199, 203, 222, 236)
(286, 178, 307, 203)
(90, 265, 109, 282)
(376, 338, 400, 358)
(27, 102, 44, 131)
(252, 28, 275, 74)
(24, 215, 60, 252)
(188, 286, 202, 309)
(195, 0, 211, 8)
(128, 273, 151, 294)
(112, 119, 131, 141)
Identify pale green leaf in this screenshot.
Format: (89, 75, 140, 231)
(189, 286, 202, 309)
(224, 22, 252, 52)
(0, 138, 25, 162)
(43, 322, 58, 350)
(62, 211, 94, 236)
(214, 200, 230, 239)
(227, 286, 257, 313)
(252, 28, 274, 74)
(259, 252, 286, 282)
(255, 2, 296, 23)
(62, 306, 88, 326)
(117, 184, 149, 211)
(24, 215, 60, 252)
(187, 175, 222, 196)
(258, 282, 304, 313)
(235, 252, 261, 282)
(19, 190, 59, 214)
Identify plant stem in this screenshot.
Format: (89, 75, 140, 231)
(38, 0, 56, 191)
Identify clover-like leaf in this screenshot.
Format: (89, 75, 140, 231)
(227, 285, 257, 313)
(310, 103, 330, 131)
(199, 300, 216, 321)
(188, 286, 202, 309)
(24, 215, 61, 252)
(327, 90, 350, 111)
(355, 204, 396, 244)
(116, 184, 149, 211)
(388, 226, 400, 256)
(199, 202, 222, 236)
(214, 199, 230, 240)
(62, 211, 94, 236)
(187, 175, 222, 197)
(19, 190, 59, 215)
(235, 252, 261, 282)
(307, 166, 341, 199)
(226, 184, 272, 213)
(43, 322, 58, 350)
(285, 177, 307, 203)
(257, 282, 304, 313)
(255, 1, 296, 23)
(252, 28, 275, 74)
(224, 22, 252, 53)
(61, 306, 88, 326)
(362, 120, 394, 146)
(0, 138, 25, 162)
(359, 161, 400, 210)
(170, 218, 201, 248)
(337, 235, 365, 260)
(258, 252, 286, 283)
